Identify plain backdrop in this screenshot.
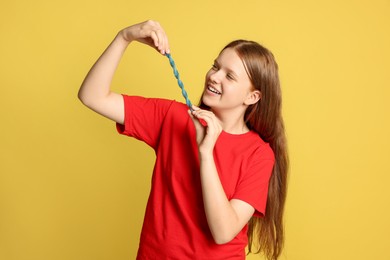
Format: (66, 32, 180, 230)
(1, 0, 389, 259)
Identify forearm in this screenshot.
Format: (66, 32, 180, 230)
(78, 32, 129, 105)
(199, 152, 243, 244)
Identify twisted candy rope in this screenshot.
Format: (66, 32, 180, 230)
(166, 53, 207, 126)
(166, 53, 194, 111)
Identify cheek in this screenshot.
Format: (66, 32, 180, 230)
(225, 85, 249, 101)
(205, 70, 212, 81)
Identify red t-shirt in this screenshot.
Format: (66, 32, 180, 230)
(116, 95, 274, 260)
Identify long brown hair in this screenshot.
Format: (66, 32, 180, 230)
(200, 40, 289, 260)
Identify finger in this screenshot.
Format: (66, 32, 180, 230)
(156, 28, 169, 54)
(193, 111, 214, 127)
(189, 110, 207, 127)
(158, 34, 166, 54)
(192, 109, 213, 119)
(191, 108, 209, 126)
(191, 105, 200, 111)
(150, 31, 159, 49)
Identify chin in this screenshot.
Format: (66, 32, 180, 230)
(201, 94, 213, 109)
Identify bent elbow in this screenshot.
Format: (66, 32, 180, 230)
(212, 233, 235, 245)
(77, 89, 95, 109)
(77, 89, 88, 105)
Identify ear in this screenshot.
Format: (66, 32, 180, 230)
(244, 90, 261, 106)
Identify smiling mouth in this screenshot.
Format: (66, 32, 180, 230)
(207, 86, 222, 95)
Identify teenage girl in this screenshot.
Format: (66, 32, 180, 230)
(78, 20, 288, 260)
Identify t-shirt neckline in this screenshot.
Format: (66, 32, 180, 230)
(221, 130, 254, 138)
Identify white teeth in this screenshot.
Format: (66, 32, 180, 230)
(208, 86, 221, 95)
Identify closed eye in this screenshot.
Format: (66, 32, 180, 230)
(226, 73, 236, 81)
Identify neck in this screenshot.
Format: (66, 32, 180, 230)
(212, 107, 249, 134)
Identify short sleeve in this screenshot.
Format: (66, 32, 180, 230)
(116, 95, 174, 149)
(232, 145, 274, 217)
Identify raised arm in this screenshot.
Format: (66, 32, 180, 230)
(78, 20, 170, 124)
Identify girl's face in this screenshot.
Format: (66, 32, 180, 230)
(202, 48, 258, 114)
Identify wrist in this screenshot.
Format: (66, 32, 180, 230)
(118, 29, 134, 44)
(199, 149, 214, 161)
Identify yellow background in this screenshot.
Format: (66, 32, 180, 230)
(1, 0, 389, 259)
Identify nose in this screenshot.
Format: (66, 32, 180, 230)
(209, 69, 222, 84)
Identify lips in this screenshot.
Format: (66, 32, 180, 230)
(207, 85, 222, 95)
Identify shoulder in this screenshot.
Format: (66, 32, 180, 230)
(248, 132, 274, 162)
(240, 133, 275, 178)
(218, 131, 274, 161)
(234, 131, 275, 172)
